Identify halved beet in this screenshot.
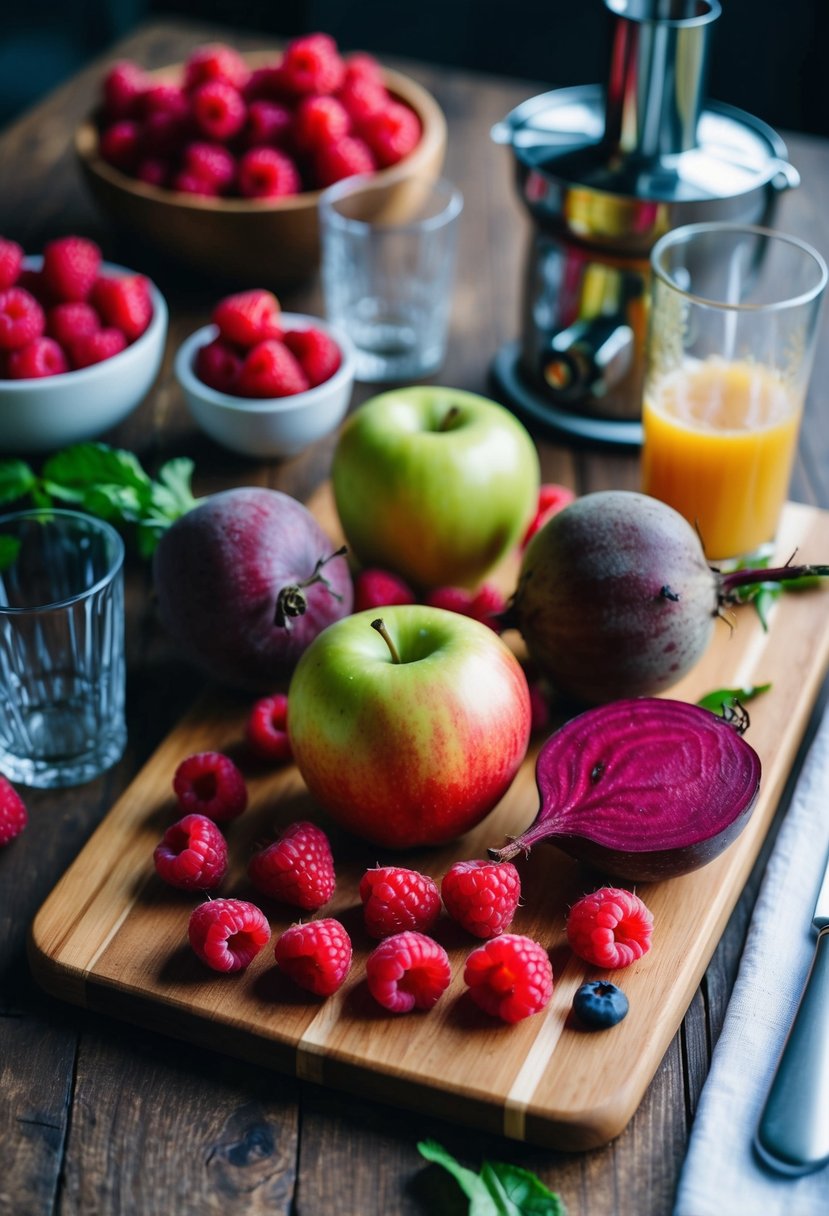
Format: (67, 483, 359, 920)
(488, 698, 761, 881)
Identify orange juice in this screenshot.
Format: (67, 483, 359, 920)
(641, 358, 802, 561)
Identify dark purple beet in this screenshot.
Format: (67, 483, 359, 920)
(153, 487, 353, 691)
(488, 698, 761, 881)
(508, 491, 829, 705)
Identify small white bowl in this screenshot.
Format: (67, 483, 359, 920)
(0, 257, 168, 454)
(175, 313, 356, 458)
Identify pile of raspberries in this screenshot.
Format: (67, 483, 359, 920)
(96, 35, 423, 199)
(0, 235, 153, 379)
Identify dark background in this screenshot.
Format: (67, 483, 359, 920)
(1, 0, 827, 138)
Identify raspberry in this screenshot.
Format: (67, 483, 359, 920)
(140, 110, 190, 158)
(102, 60, 148, 120)
(191, 80, 246, 142)
(46, 301, 100, 348)
(248, 820, 335, 910)
(424, 584, 506, 631)
(8, 337, 69, 379)
(522, 483, 576, 549)
(183, 43, 251, 93)
(278, 33, 345, 97)
(243, 65, 290, 104)
(141, 83, 189, 119)
(135, 157, 170, 188)
(566, 887, 653, 969)
(181, 142, 236, 193)
(237, 147, 301, 199)
(337, 77, 388, 133)
(282, 327, 341, 388)
(359, 866, 441, 939)
(244, 100, 292, 148)
(294, 95, 351, 152)
(212, 289, 282, 347)
(194, 336, 243, 394)
(0, 775, 27, 845)
(188, 898, 270, 973)
(69, 327, 128, 368)
(0, 287, 45, 350)
(91, 273, 153, 341)
(171, 172, 217, 197)
(464, 934, 553, 1023)
(173, 750, 248, 822)
(363, 102, 421, 168)
(42, 236, 102, 303)
(314, 135, 375, 188)
(99, 120, 141, 171)
(0, 238, 24, 290)
(274, 918, 352, 996)
(441, 859, 521, 939)
(237, 340, 309, 398)
(342, 52, 385, 89)
(365, 932, 451, 1013)
(153, 813, 228, 891)
(245, 693, 292, 763)
(353, 568, 416, 613)
(15, 269, 52, 305)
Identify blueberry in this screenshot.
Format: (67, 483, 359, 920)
(573, 981, 629, 1029)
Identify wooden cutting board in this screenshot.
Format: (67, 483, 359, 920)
(28, 491, 829, 1151)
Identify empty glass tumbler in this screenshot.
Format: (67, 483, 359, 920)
(0, 509, 126, 788)
(319, 175, 463, 382)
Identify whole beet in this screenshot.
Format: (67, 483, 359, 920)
(153, 487, 353, 691)
(508, 490, 828, 705)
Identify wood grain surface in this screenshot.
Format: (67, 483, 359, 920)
(28, 493, 829, 1152)
(3, 17, 829, 1216)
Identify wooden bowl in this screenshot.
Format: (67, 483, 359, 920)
(74, 57, 447, 288)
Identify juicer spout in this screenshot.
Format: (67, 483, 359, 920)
(603, 0, 721, 163)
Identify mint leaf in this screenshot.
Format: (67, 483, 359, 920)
(0, 534, 22, 572)
(697, 683, 771, 714)
(0, 459, 37, 505)
(149, 457, 197, 522)
(42, 443, 152, 494)
(418, 1141, 566, 1216)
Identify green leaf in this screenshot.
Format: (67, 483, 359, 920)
(149, 457, 197, 522)
(697, 683, 772, 714)
(418, 1141, 566, 1216)
(0, 459, 37, 505)
(42, 443, 153, 495)
(0, 534, 22, 572)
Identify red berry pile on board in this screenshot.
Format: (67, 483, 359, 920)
(95, 36, 422, 198)
(195, 288, 341, 398)
(0, 235, 153, 379)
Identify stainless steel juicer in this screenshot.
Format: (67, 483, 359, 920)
(491, 0, 800, 446)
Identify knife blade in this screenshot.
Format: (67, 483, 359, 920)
(754, 842, 829, 1175)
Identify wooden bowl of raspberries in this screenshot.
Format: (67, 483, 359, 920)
(75, 35, 447, 287)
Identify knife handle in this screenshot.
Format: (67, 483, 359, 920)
(755, 925, 829, 1175)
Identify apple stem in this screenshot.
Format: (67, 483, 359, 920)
(274, 546, 348, 629)
(371, 617, 401, 664)
(438, 405, 461, 432)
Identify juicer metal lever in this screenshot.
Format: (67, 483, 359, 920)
(539, 318, 634, 404)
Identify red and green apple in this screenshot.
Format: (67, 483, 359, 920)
(287, 604, 532, 848)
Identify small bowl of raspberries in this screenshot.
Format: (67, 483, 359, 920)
(0, 234, 167, 453)
(75, 35, 447, 286)
(175, 287, 355, 458)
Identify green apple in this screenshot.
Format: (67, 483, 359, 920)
(331, 387, 540, 589)
(287, 604, 531, 849)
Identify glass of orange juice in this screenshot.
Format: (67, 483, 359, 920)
(642, 223, 826, 564)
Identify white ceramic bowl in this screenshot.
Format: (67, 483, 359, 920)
(175, 314, 356, 458)
(0, 257, 168, 454)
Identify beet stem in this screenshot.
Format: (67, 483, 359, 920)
(274, 546, 349, 628)
(719, 563, 829, 600)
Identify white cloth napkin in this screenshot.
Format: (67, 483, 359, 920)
(674, 702, 829, 1216)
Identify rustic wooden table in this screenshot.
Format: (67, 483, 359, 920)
(2, 19, 829, 1216)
